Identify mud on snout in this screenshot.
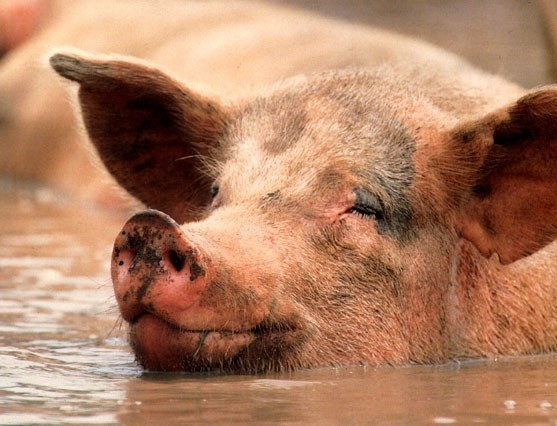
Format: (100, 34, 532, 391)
(111, 209, 307, 372)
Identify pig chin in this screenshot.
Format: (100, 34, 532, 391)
(129, 314, 257, 372)
(128, 313, 305, 372)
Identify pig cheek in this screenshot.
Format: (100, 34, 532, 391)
(197, 269, 275, 329)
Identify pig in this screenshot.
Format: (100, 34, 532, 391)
(49, 44, 557, 372)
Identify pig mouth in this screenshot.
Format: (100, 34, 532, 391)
(129, 313, 302, 372)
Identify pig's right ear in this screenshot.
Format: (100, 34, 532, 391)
(447, 87, 557, 264)
(50, 52, 228, 222)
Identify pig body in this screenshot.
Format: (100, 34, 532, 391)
(9, 1, 557, 372)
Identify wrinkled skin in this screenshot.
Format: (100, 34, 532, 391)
(48, 50, 557, 372)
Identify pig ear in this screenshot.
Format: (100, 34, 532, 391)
(451, 87, 557, 264)
(49, 51, 228, 222)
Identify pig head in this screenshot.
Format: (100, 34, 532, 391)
(50, 52, 557, 372)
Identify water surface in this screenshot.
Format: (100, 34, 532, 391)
(1, 182, 556, 425)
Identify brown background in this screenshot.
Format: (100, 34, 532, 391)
(273, 0, 557, 88)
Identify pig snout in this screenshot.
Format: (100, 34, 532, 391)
(111, 209, 207, 324)
(111, 209, 269, 371)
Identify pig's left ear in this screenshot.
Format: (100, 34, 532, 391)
(50, 52, 228, 222)
(450, 86, 557, 264)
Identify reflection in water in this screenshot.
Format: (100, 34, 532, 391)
(119, 360, 557, 425)
(0, 182, 138, 424)
(1, 182, 557, 425)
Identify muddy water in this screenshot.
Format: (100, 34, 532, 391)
(1, 182, 557, 425)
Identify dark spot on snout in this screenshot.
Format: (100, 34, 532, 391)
(124, 231, 163, 270)
(187, 251, 206, 281)
(120, 233, 163, 303)
(115, 213, 183, 302)
(140, 246, 162, 268)
(136, 273, 155, 303)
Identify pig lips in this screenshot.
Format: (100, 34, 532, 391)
(129, 313, 306, 372)
(130, 314, 257, 372)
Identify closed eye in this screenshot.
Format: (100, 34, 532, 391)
(210, 184, 219, 200)
(209, 183, 222, 210)
(347, 188, 384, 221)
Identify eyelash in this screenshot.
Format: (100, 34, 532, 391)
(348, 189, 384, 221)
(348, 204, 380, 220)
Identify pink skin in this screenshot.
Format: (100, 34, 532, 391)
(112, 210, 278, 371)
(49, 52, 557, 373)
(132, 315, 255, 371)
(112, 191, 381, 372)
(0, 0, 46, 53)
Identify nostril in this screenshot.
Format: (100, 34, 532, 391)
(166, 249, 186, 272)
